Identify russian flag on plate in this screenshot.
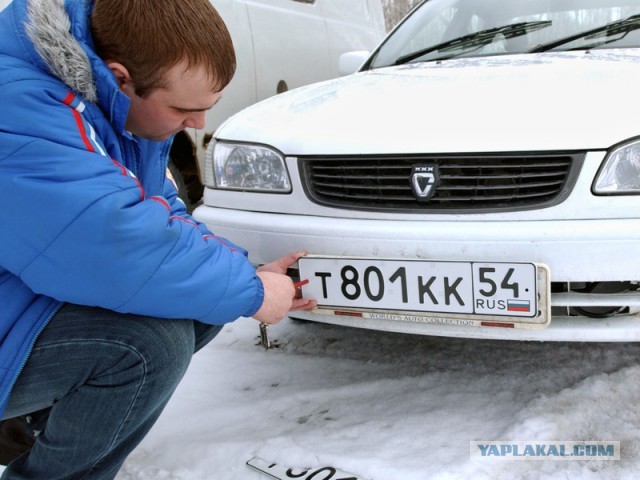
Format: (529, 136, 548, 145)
(507, 299, 531, 313)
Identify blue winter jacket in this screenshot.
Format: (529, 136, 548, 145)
(0, 0, 264, 417)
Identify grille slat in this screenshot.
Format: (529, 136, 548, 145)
(300, 154, 581, 212)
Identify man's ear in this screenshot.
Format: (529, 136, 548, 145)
(106, 61, 132, 91)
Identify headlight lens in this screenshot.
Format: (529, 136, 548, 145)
(593, 139, 640, 194)
(204, 140, 291, 193)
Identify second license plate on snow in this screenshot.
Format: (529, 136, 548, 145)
(298, 256, 550, 328)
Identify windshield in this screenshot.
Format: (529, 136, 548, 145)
(368, 0, 640, 69)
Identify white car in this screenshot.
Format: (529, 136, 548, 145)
(195, 0, 640, 342)
(174, 0, 387, 210)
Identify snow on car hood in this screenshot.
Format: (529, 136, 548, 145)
(217, 50, 640, 155)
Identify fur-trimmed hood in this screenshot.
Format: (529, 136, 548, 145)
(0, 0, 131, 131)
(25, 0, 97, 102)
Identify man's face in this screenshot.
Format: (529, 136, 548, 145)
(121, 62, 222, 141)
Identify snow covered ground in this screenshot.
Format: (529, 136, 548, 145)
(113, 317, 640, 480)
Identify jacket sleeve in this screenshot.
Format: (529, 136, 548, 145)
(0, 81, 264, 325)
(162, 175, 249, 255)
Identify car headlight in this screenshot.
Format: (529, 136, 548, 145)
(593, 139, 640, 194)
(204, 140, 291, 193)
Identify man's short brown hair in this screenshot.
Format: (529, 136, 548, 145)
(91, 0, 236, 97)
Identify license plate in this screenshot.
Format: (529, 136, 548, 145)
(247, 457, 366, 480)
(298, 256, 550, 328)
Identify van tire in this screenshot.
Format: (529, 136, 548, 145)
(168, 158, 192, 213)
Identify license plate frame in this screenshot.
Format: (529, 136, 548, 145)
(298, 256, 551, 329)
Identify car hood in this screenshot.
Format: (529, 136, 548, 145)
(216, 50, 640, 155)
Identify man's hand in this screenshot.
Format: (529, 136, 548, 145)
(256, 251, 304, 275)
(253, 252, 317, 324)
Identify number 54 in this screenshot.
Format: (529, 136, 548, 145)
(477, 267, 519, 298)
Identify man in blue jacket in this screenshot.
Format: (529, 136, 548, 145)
(0, 0, 315, 477)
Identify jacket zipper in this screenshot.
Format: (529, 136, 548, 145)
(129, 138, 140, 178)
(0, 302, 63, 414)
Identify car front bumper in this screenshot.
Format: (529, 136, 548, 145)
(194, 205, 640, 341)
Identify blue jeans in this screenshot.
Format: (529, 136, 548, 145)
(1, 304, 222, 479)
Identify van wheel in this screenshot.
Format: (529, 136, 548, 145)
(277, 80, 288, 94)
(167, 158, 192, 212)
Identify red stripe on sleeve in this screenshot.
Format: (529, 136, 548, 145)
(150, 196, 171, 213)
(110, 159, 145, 201)
(110, 158, 128, 176)
(204, 234, 239, 252)
(62, 92, 94, 153)
(62, 92, 75, 106)
(170, 216, 199, 229)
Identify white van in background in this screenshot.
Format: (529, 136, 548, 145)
(174, 0, 388, 209)
(0, 0, 387, 210)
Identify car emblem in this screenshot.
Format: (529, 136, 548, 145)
(410, 164, 439, 200)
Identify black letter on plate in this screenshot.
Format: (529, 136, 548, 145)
(315, 272, 332, 299)
(418, 276, 438, 305)
(444, 277, 464, 306)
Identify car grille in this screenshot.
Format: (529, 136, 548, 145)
(299, 153, 582, 212)
(551, 281, 640, 318)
